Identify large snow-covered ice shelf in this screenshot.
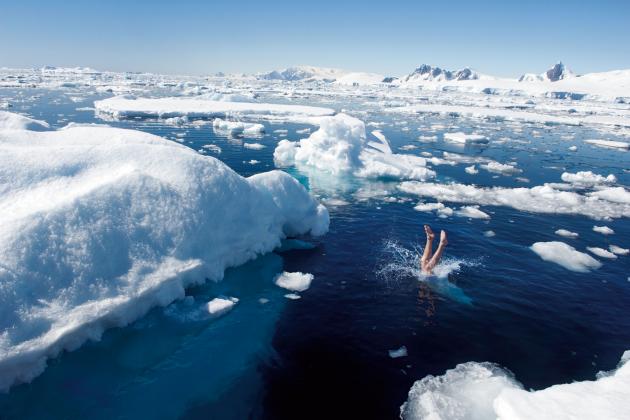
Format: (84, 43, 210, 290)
(0, 114, 329, 391)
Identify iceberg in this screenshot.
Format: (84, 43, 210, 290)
(0, 122, 329, 391)
(274, 114, 436, 182)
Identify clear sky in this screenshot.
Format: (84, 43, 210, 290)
(2, 0, 629, 77)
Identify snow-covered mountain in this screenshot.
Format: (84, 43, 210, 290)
(402, 64, 480, 83)
(519, 62, 575, 82)
(258, 66, 348, 82)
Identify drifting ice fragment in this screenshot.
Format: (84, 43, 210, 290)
(274, 271, 314, 292)
(207, 297, 239, 316)
(389, 346, 408, 359)
(531, 242, 602, 272)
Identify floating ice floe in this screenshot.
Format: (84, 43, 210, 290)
(609, 245, 629, 255)
(555, 229, 579, 239)
(274, 114, 436, 182)
(401, 350, 630, 420)
(593, 225, 615, 235)
(0, 110, 49, 131)
(587, 247, 618, 259)
(484, 230, 496, 237)
(443, 132, 489, 144)
(389, 346, 408, 359)
(530, 242, 602, 272)
(480, 161, 521, 175)
(274, 271, 314, 292)
(455, 205, 491, 219)
(284, 293, 302, 300)
(561, 171, 617, 186)
(584, 139, 630, 150)
(94, 95, 335, 123)
(414, 202, 453, 218)
(0, 122, 329, 391)
(206, 297, 239, 316)
(213, 118, 265, 136)
(465, 165, 479, 174)
(243, 142, 266, 150)
(398, 182, 630, 220)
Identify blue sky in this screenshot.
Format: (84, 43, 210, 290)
(2, 0, 629, 77)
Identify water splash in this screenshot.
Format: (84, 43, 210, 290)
(376, 240, 478, 305)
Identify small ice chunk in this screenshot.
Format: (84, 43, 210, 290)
(587, 247, 617, 259)
(389, 346, 408, 359)
(465, 165, 478, 175)
(593, 225, 614, 235)
(480, 161, 521, 175)
(555, 229, 579, 239)
(455, 205, 490, 219)
(207, 297, 239, 316)
(284, 293, 301, 300)
(531, 242, 602, 272)
(243, 142, 265, 150)
(609, 245, 629, 255)
(258, 298, 269, 305)
(444, 132, 488, 144)
(274, 271, 314, 292)
(568, 145, 577, 151)
(484, 230, 496, 238)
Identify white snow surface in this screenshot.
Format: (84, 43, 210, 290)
(274, 114, 436, 182)
(398, 182, 630, 220)
(0, 111, 50, 131)
(530, 242, 602, 272)
(94, 95, 335, 122)
(402, 350, 630, 420)
(273, 271, 314, 292)
(0, 123, 329, 391)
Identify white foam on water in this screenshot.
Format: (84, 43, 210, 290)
(376, 240, 477, 304)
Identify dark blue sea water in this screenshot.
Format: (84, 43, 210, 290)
(1, 89, 629, 419)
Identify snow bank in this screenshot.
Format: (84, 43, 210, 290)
(94, 95, 335, 122)
(274, 114, 436, 182)
(0, 124, 329, 391)
(530, 242, 601, 272)
(0, 111, 49, 131)
(274, 271, 314, 292)
(402, 350, 630, 420)
(398, 182, 630, 220)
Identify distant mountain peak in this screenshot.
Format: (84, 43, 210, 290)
(519, 62, 575, 82)
(404, 64, 479, 82)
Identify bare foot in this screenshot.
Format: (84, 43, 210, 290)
(440, 230, 448, 246)
(424, 225, 435, 240)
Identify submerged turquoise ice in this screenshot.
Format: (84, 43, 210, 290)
(0, 86, 629, 419)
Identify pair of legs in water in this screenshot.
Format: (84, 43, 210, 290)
(420, 225, 448, 275)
